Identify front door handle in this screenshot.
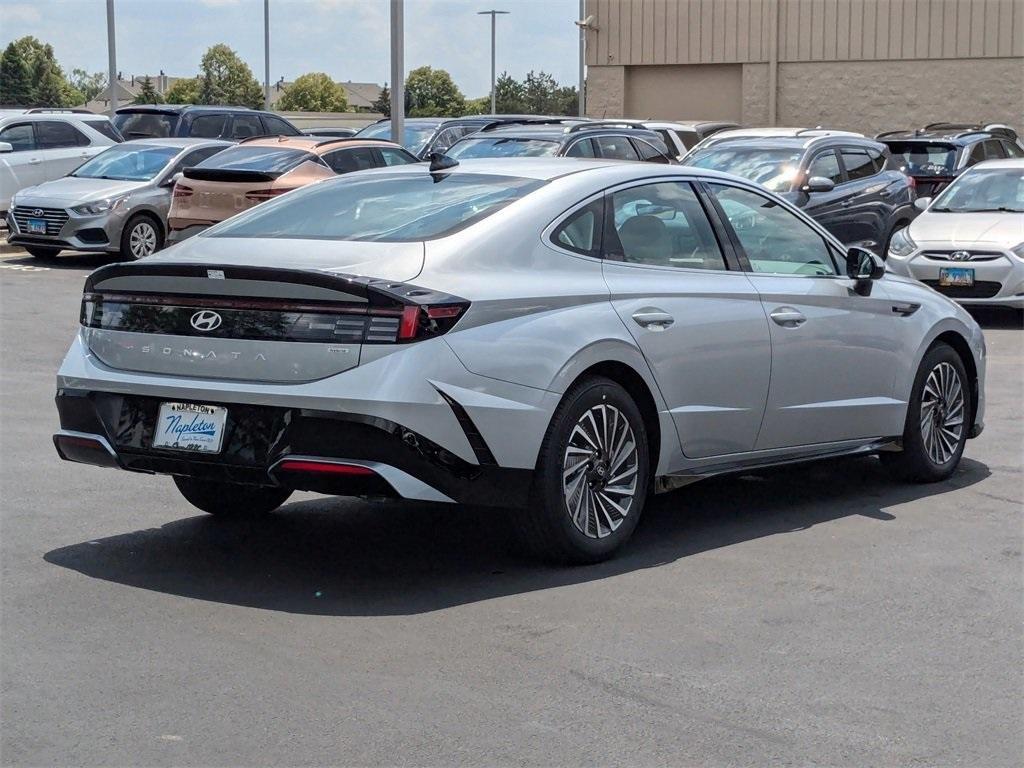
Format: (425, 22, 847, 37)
(28, 158, 42, 165)
(769, 307, 806, 327)
(632, 309, 675, 330)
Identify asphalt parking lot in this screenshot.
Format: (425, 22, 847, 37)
(0, 247, 1021, 767)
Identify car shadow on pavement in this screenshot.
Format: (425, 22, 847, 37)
(1, 251, 118, 270)
(44, 455, 990, 616)
(966, 306, 1022, 330)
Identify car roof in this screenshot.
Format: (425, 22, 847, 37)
(234, 135, 402, 153)
(875, 123, 1018, 143)
(116, 104, 271, 115)
(465, 122, 659, 142)
(0, 112, 112, 124)
(121, 137, 229, 148)
(635, 119, 741, 131)
(968, 158, 1024, 170)
(695, 132, 881, 152)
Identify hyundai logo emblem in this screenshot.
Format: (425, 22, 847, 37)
(190, 310, 223, 332)
(950, 250, 972, 261)
(32, 208, 43, 217)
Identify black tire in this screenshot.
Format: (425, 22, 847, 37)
(119, 213, 163, 261)
(881, 342, 971, 482)
(514, 376, 650, 564)
(173, 476, 292, 516)
(24, 245, 60, 258)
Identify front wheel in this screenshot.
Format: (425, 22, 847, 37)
(881, 342, 971, 482)
(120, 214, 163, 260)
(514, 376, 650, 564)
(173, 476, 292, 516)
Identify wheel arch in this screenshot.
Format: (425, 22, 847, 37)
(932, 329, 980, 432)
(124, 207, 166, 239)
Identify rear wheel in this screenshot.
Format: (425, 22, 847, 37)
(881, 342, 970, 482)
(24, 245, 60, 258)
(173, 476, 292, 516)
(514, 376, 650, 564)
(120, 214, 163, 260)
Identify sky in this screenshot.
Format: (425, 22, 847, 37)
(0, 0, 582, 98)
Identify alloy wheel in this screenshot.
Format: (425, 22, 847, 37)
(561, 403, 639, 539)
(129, 221, 158, 258)
(920, 361, 965, 465)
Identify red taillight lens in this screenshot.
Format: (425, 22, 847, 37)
(391, 303, 468, 342)
(398, 305, 421, 340)
(172, 184, 194, 199)
(277, 460, 375, 476)
(245, 187, 297, 202)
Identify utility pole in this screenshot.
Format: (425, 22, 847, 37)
(264, 0, 271, 110)
(106, 0, 117, 117)
(390, 0, 404, 145)
(478, 10, 509, 115)
(578, 0, 585, 117)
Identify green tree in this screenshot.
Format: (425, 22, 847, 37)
(493, 72, 525, 114)
(197, 44, 263, 108)
(277, 72, 347, 112)
(523, 70, 561, 114)
(164, 77, 201, 104)
(70, 69, 106, 103)
(371, 83, 390, 117)
(404, 66, 465, 117)
(463, 96, 490, 115)
(32, 56, 68, 107)
(133, 75, 162, 104)
(0, 42, 33, 107)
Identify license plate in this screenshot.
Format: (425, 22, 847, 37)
(939, 267, 974, 287)
(27, 219, 47, 234)
(152, 402, 227, 453)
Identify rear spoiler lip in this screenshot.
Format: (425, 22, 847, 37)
(83, 261, 465, 309)
(181, 167, 284, 183)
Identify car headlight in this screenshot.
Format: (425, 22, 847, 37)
(71, 195, 127, 216)
(888, 227, 916, 258)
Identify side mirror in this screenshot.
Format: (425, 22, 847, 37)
(913, 196, 932, 211)
(803, 176, 835, 193)
(0, 142, 12, 154)
(161, 171, 183, 188)
(846, 246, 885, 281)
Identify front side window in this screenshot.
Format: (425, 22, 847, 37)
(709, 184, 837, 276)
(551, 198, 603, 256)
(229, 114, 263, 139)
(325, 147, 377, 174)
(607, 181, 727, 270)
(930, 168, 1024, 213)
(447, 137, 560, 159)
(0, 123, 34, 151)
(113, 112, 178, 139)
(70, 144, 179, 181)
(208, 173, 546, 242)
(35, 121, 88, 149)
(188, 114, 227, 138)
(841, 149, 877, 181)
(688, 146, 804, 192)
(595, 135, 639, 161)
(194, 146, 316, 173)
(807, 150, 843, 184)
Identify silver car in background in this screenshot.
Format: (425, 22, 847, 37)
(53, 158, 986, 563)
(7, 138, 229, 260)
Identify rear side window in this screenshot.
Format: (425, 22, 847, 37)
(174, 145, 227, 172)
(632, 138, 671, 164)
(196, 146, 316, 173)
(551, 198, 603, 256)
(841, 149, 877, 181)
(596, 135, 639, 161)
(1002, 140, 1024, 158)
(325, 147, 377, 174)
(378, 147, 416, 166)
(967, 142, 987, 166)
(113, 112, 178, 139)
(35, 121, 89, 149)
(188, 114, 228, 138)
(84, 120, 123, 142)
(565, 138, 596, 158)
(262, 115, 299, 136)
(0, 123, 34, 151)
(229, 114, 263, 139)
(983, 139, 1007, 160)
(867, 147, 885, 173)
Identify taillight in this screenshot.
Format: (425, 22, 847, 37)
(907, 175, 916, 191)
(277, 460, 375, 476)
(391, 303, 469, 342)
(244, 188, 297, 202)
(172, 184, 193, 199)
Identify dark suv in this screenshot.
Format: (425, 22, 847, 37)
(685, 129, 916, 252)
(445, 120, 674, 163)
(355, 115, 568, 159)
(875, 123, 1024, 197)
(113, 105, 302, 142)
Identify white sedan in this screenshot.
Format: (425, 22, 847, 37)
(887, 158, 1024, 311)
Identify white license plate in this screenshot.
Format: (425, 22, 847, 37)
(27, 219, 47, 234)
(152, 402, 227, 453)
(939, 267, 974, 287)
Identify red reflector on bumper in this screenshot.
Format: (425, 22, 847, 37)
(277, 460, 375, 476)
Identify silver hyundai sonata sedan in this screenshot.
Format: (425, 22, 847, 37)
(53, 158, 986, 563)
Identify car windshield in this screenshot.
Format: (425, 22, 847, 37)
(884, 142, 958, 176)
(113, 112, 179, 139)
(195, 146, 317, 173)
(70, 144, 180, 181)
(930, 168, 1024, 212)
(355, 122, 438, 155)
(447, 137, 560, 159)
(687, 147, 803, 192)
(208, 172, 546, 242)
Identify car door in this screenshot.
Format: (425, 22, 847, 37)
(796, 147, 856, 243)
(0, 123, 46, 201)
(33, 120, 94, 182)
(599, 178, 771, 459)
(837, 146, 890, 249)
(706, 181, 906, 449)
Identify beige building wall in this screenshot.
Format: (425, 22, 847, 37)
(585, 0, 1024, 132)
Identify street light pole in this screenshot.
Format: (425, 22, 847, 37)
(477, 10, 508, 115)
(264, 0, 270, 110)
(578, 0, 585, 117)
(106, 0, 117, 117)
(390, 0, 404, 146)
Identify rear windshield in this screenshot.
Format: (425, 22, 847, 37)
(448, 137, 560, 159)
(355, 121, 438, 155)
(83, 120, 124, 142)
(687, 146, 803, 192)
(195, 146, 319, 173)
(113, 112, 179, 139)
(71, 144, 179, 181)
(883, 142, 958, 176)
(208, 172, 546, 242)
(930, 168, 1024, 212)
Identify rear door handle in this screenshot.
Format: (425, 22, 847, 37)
(769, 307, 806, 327)
(28, 158, 42, 165)
(631, 309, 675, 330)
